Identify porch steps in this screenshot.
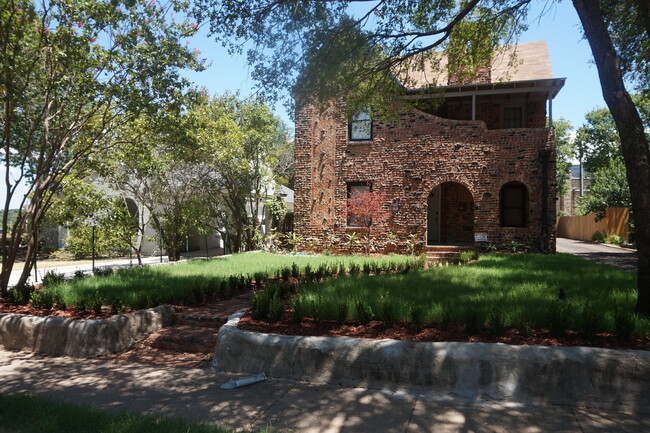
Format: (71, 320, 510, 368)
(425, 245, 474, 261)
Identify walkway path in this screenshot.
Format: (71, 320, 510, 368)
(1, 349, 648, 432)
(556, 237, 638, 272)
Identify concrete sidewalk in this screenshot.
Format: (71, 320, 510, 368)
(1, 349, 648, 432)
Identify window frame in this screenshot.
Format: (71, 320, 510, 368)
(502, 106, 524, 129)
(348, 111, 373, 141)
(500, 182, 528, 227)
(346, 182, 372, 227)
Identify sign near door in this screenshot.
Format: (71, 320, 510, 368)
(474, 232, 488, 242)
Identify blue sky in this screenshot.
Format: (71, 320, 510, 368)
(2, 1, 609, 208)
(185, 0, 607, 130)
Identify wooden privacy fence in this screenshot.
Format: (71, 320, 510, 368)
(556, 207, 630, 242)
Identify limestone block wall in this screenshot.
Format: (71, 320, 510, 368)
(0, 305, 173, 358)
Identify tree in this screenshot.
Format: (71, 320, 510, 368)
(1, 0, 204, 296)
(192, 94, 289, 253)
(347, 190, 390, 254)
(554, 117, 574, 199)
(197, 0, 650, 314)
(578, 158, 630, 220)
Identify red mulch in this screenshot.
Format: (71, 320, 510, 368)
(238, 309, 650, 352)
(0, 302, 127, 320)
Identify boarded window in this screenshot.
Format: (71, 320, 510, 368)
(500, 182, 527, 227)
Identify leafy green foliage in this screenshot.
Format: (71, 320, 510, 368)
(1, 0, 205, 294)
(578, 158, 631, 219)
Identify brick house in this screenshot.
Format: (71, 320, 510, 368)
(294, 41, 566, 254)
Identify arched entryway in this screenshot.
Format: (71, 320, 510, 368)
(427, 182, 474, 245)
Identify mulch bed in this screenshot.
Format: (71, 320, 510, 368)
(0, 302, 125, 320)
(238, 310, 650, 352)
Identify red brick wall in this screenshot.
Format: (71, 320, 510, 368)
(294, 102, 557, 254)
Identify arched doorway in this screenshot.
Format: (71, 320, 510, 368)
(427, 182, 474, 245)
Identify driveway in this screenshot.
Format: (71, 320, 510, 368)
(556, 237, 638, 272)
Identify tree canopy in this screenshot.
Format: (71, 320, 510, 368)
(1, 0, 205, 294)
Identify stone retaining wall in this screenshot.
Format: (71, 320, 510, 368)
(214, 309, 650, 412)
(0, 305, 174, 358)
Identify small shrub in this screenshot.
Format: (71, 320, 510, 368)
(336, 301, 348, 325)
(51, 293, 66, 311)
(508, 240, 522, 253)
(9, 284, 35, 305)
(579, 303, 602, 339)
(439, 302, 452, 331)
(251, 291, 271, 321)
(253, 272, 266, 284)
(111, 299, 123, 315)
(74, 298, 87, 312)
(268, 294, 284, 323)
(488, 308, 506, 335)
(464, 309, 483, 335)
(29, 291, 54, 309)
(547, 300, 570, 337)
(355, 300, 374, 325)
(410, 305, 425, 333)
(349, 263, 360, 276)
(414, 253, 427, 269)
(459, 249, 479, 264)
(132, 294, 149, 310)
(362, 262, 372, 275)
(380, 297, 397, 329)
(73, 270, 86, 281)
(280, 266, 291, 281)
(42, 270, 65, 288)
(291, 263, 300, 279)
(592, 230, 607, 243)
(337, 262, 346, 277)
(608, 234, 623, 245)
(304, 264, 314, 281)
(228, 275, 239, 293)
(94, 266, 114, 277)
(613, 306, 637, 340)
(292, 297, 307, 323)
(516, 318, 533, 337)
(91, 297, 103, 314)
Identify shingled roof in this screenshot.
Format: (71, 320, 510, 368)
(404, 40, 555, 90)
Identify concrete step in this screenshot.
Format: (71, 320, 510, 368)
(425, 245, 473, 260)
(145, 325, 218, 354)
(172, 312, 226, 328)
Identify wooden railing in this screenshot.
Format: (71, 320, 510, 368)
(556, 207, 630, 242)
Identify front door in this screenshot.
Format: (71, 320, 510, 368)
(427, 186, 441, 244)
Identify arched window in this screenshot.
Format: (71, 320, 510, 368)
(500, 182, 528, 227)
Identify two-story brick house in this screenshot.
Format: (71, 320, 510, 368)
(294, 41, 565, 254)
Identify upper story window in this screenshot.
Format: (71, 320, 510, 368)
(349, 111, 372, 141)
(500, 182, 528, 227)
(502, 106, 523, 128)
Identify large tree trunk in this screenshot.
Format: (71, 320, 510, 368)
(573, 0, 650, 314)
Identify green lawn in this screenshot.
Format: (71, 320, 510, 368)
(290, 253, 647, 337)
(0, 393, 273, 433)
(41, 252, 414, 309)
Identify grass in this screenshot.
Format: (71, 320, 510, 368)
(291, 253, 649, 336)
(39, 252, 414, 310)
(0, 393, 274, 433)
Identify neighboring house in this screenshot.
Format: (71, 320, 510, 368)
(294, 41, 565, 254)
(558, 164, 592, 216)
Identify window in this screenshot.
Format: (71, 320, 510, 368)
(349, 111, 372, 141)
(347, 182, 371, 226)
(502, 106, 523, 128)
(500, 182, 528, 227)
